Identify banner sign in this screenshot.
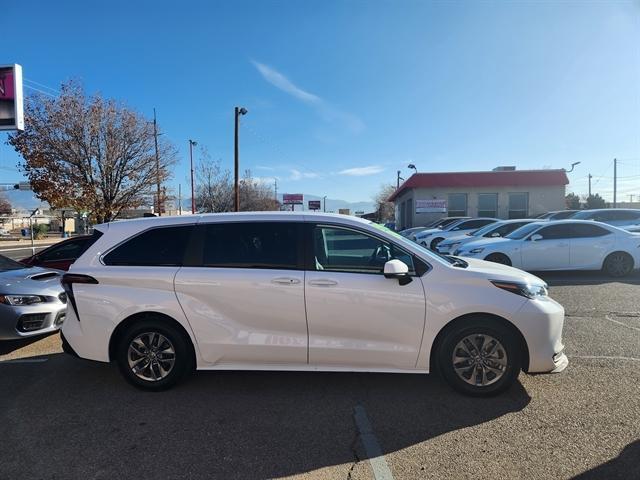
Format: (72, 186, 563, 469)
(0, 64, 24, 131)
(308, 200, 321, 210)
(283, 193, 303, 205)
(416, 199, 447, 213)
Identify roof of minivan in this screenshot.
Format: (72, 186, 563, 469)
(97, 211, 374, 233)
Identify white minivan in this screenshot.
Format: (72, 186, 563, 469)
(61, 212, 568, 396)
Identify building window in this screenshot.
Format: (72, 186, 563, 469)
(478, 193, 498, 217)
(508, 192, 529, 219)
(448, 193, 467, 216)
(405, 198, 413, 228)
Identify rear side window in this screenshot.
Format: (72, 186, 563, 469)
(453, 219, 496, 230)
(39, 238, 91, 261)
(201, 222, 299, 269)
(535, 224, 573, 240)
(103, 225, 193, 266)
(571, 224, 611, 238)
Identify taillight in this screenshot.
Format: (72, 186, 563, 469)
(61, 274, 98, 321)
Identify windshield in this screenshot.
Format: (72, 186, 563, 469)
(370, 222, 460, 265)
(0, 254, 26, 272)
(506, 222, 542, 240)
(471, 222, 503, 237)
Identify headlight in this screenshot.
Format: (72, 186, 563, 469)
(491, 281, 548, 299)
(469, 247, 484, 254)
(0, 294, 45, 306)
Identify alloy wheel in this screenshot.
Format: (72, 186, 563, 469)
(452, 333, 508, 386)
(127, 332, 176, 382)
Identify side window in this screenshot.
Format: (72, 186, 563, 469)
(571, 224, 611, 238)
(103, 225, 193, 266)
(39, 239, 89, 261)
(202, 222, 299, 269)
(455, 219, 495, 230)
(534, 224, 573, 240)
(314, 226, 414, 274)
(594, 211, 615, 222)
(490, 223, 522, 237)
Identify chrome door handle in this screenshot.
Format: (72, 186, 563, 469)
(271, 277, 301, 285)
(308, 279, 338, 287)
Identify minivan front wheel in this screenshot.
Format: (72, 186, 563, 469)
(116, 320, 193, 390)
(438, 318, 521, 396)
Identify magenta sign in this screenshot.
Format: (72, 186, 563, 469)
(283, 193, 303, 205)
(0, 64, 24, 131)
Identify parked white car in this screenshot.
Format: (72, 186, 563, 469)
(61, 212, 568, 396)
(455, 220, 640, 276)
(416, 218, 499, 250)
(571, 209, 640, 229)
(437, 219, 537, 255)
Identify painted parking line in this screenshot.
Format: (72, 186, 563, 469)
(604, 315, 640, 333)
(571, 355, 640, 362)
(0, 358, 49, 364)
(353, 405, 395, 480)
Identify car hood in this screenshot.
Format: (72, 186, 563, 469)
(440, 233, 475, 245)
(458, 236, 512, 250)
(461, 257, 545, 285)
(0, 267, 64, 295)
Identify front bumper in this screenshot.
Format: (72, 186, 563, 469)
(515, 296, 568, 373)
(0, 303, 66, 340)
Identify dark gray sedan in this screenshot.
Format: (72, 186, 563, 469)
(0, 255, 66, 340)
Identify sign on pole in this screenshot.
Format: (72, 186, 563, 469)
(283, 193, 303, 205)
(416, 199, 447, 213)
(308, 200, 321, 210)
(0, 64, 24, 131)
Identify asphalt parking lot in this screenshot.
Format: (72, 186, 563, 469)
(1, 272, 638, 480)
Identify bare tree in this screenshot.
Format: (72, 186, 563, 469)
(374, 183, 396, 222)
(8, 81, 177, 223)
(0, 193, 11, 215)
(195, 150, 278, 213)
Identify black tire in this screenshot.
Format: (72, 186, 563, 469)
(603, 251, 634, 277)
(485, 253, 512, 266)
(115, 319, 194, 391)
(438, 317, 521, 396)
(430, 237, 444, 251)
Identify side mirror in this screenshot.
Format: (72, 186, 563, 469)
(491, 232, 501, 237)
(530, 234, 543, 242)
(383, 259, 412, 285)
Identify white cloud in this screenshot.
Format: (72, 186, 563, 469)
(251, 60, 364, 134)
(289, 169, 319, 180)
(338, 165, 385, 176)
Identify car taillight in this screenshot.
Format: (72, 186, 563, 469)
(61, 274, 98, 321)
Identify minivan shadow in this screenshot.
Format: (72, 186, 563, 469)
(1, 354, 531, 479)
(572, 440, 640, 479)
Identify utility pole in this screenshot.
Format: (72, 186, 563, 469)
(588, 173, 592, 197)
(613, 158, 617, 208)
(274, 178, 278, 202)
(178, 184, 182, 215)
(234, 107, 248, 212)
(323, 195, 327, 212)
(153, 108, 161, 216)
(189, 139, 197, 214)
(396, 170, 404, 189)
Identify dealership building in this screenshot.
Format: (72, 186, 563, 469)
(389, 167, 569, 230)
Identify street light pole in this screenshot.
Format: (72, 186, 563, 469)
(153, 108, 161, 216)
(234, 107, 248, 212)
(323, 195, 327, 212)
(189, 139, 197, 214)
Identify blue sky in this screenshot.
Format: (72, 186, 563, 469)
(1, 0, 639, 203)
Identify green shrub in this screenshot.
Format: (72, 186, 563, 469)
(33, 224, 49, 239)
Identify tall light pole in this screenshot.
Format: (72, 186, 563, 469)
(189, 139, 197, 214)
(153, 108, 161, 216)
(408, 163, 417, 174)
(323, 195, 327, 212)
(613, 158, 617, 208)
(566, 161, 581, 173)
(234, 107, 248, 212)
(396, 170, 404, 189)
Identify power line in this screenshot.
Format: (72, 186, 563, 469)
(23, 84, 57, 98)
(24, 78, 60, 95)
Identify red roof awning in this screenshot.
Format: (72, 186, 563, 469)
(388, 169, 569, 201)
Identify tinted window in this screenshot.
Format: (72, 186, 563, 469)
(452, 219, 496, 230)
(486, 221, 530, 238)
(478, 193, 498, 217)
(551, 210, 578, 220)
(507, 223, 542, 239)
(508, 192, 529, 219)
(314, 226, 414, 274)
(571, 224, 611, 238)
(103, 225, 193, 266)
(611, 210, 640, 221)
(448, 194, 467, 217)
(202, 222, 298, 269)
(38, 238, 91, 261)
(535, 224, 573, 240)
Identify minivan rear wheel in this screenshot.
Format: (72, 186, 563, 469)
(116, 319, 193, 391)
(438, 318, 521, 396)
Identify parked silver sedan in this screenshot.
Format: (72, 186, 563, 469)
(0, 255, 66, 340)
